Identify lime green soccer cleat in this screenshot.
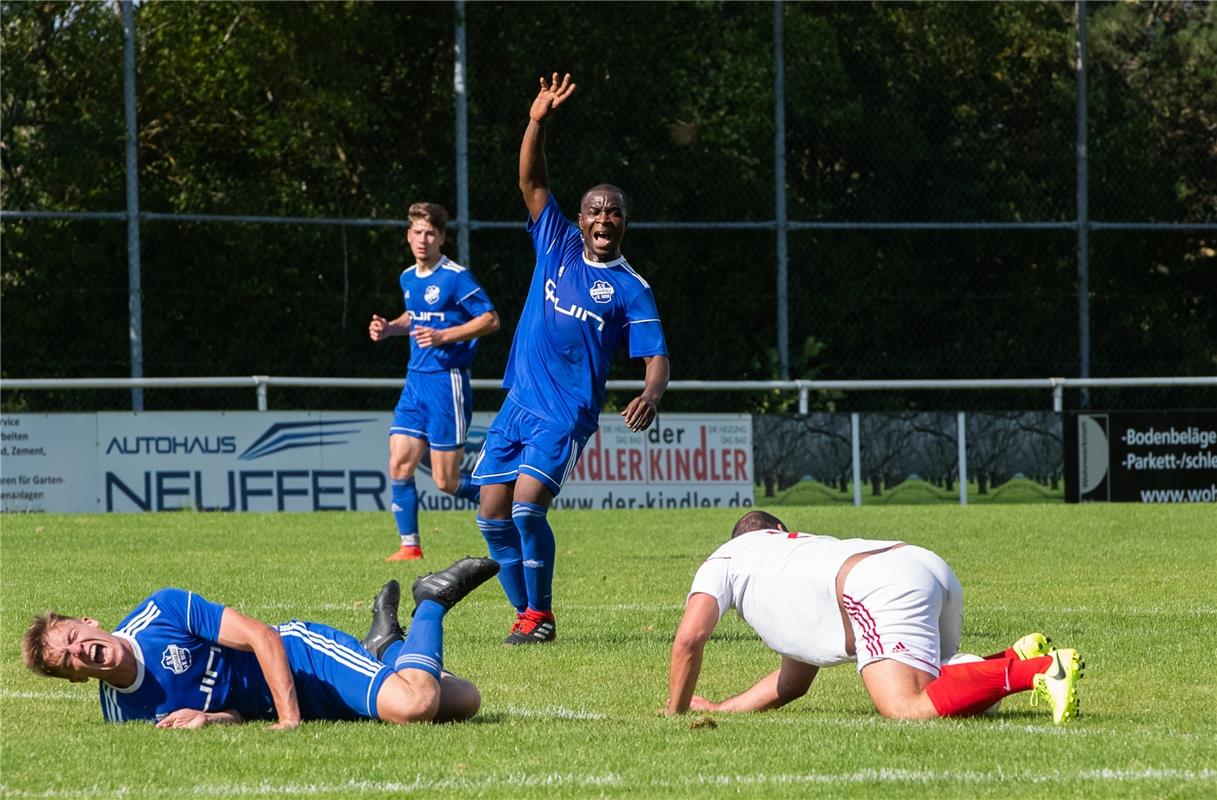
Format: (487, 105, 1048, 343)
(1011, 632, 1053, 660)
(1032, 648, 1084, 724)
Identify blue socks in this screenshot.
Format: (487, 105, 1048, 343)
(390, 478, 419, 539)
(456, 474, 481, 504)
(392, 599, 444, 680)
(512, 502, 555, 613)
(478, 516, 527, 613)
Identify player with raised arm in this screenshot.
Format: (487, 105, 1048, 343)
(471, 73, 671, 644)
(21, 557, 499, 728)
(665, 510, 1085, 724)
(370, 202, 500, 561)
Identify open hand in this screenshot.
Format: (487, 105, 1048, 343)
(530, 72, 576, 123)
(155, 709, 211, 729)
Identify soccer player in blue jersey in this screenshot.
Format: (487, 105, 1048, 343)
(20, 557, 499, 728)
(471, 73, 670, 644)
(370, 202, 500, 561)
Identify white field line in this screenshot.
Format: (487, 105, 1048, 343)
(981, 604, 1217, 616)
(0, 689, 88, 702)
(496, 704, 608, 720)
(3, 768, 1214, 797)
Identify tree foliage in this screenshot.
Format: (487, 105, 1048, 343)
(2, 1, 1213, 412)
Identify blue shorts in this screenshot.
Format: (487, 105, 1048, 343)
(391, 368, 473, 451)
(471, 398, 590, 497)
(277, 620, 392, 721)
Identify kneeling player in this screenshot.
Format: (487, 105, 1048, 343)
(21, 558, 499, 728)
(665, 511, 1085, 725)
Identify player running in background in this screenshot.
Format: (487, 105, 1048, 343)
(370, 202, 500, 561)
(21, 557, 499, 728)
(472, 73, 670, 644)
(666, 510, 1085, 724)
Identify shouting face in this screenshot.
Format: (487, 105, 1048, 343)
(578, 186, 627, 262)
(41, 617, 134, 685)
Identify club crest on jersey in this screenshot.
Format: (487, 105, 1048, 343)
(424, 285, 441, 305)
(589, 280, 615, 304)
(161, 644, 192, 674)
(545, 278, 605, 331)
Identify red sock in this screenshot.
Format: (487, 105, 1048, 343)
(925, 656, 1053, 717)
(983, 647, 1017, 660)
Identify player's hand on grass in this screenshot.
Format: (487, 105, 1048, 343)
(688, 695, 718, 712)
(621, 394, 659, 432)
(530, 72, 576, 123)
(155, 708, 227, 729)
(411, 325, 447, 348)
(268, 717, 301, 732)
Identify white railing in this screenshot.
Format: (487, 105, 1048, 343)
(2, 375, 1213, 414)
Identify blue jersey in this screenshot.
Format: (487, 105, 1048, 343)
(99, 588, 272, 724)
(400, 256, 494, 372)
(503, 195, 668, 436)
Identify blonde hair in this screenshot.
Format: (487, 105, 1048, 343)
(407, 202, 449, 235)
(22, 611, 73, 678)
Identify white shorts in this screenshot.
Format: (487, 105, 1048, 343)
(840, 545, 962, 677)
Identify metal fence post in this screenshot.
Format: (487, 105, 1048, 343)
(256, 377, 268, 411)
(957, 411, 968, 506)
(772, 0, 789, 379)
(122, 0, 144, 412)
(454, 0, 470, 265)
(1075, 0, 1091, 407)
(851, 411, 862, 507)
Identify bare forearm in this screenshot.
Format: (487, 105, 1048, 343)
(642, 355, 670, 404)
(519, 119, 548, 193)
(385, 312, 412, 336)
(666, 642, 704, 714)
(438, 311, 499, 345)
(253, 629, 300, 724)
(713, 670, 785, 712)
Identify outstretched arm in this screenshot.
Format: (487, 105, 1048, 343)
(621, 354, 669, 432)
(689, 657, 818, 713)
(520, 72, 576, 222)
(665, 593, 720, 714)
(217, 607, 301, 730)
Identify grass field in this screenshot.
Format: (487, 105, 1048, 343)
(2, 505, 1215, 798)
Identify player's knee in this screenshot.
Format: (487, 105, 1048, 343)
(433, 474, 459, 494)
(871, 694, 938, 720)
(388, 459, 415, 480)
(377, 675, 441, 725)
(379, 689, 440, 725)
(433, 675, 481, 723)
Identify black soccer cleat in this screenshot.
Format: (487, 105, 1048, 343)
(412, 556, 500, 613)
(360, 579, 403, 660)
(503, 609, 557, 645)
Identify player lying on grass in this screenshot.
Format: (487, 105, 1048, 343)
(20, 557, 499, 729)
(665, 511, 1084, 724)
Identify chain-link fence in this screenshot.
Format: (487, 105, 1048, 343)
(3, 1, 1214, 414)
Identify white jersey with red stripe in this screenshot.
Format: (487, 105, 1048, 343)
(688, 529, 904, 667)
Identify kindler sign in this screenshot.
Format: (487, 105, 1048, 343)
(0, 411, 752, 513)
(1064, 410, 1217, 503)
